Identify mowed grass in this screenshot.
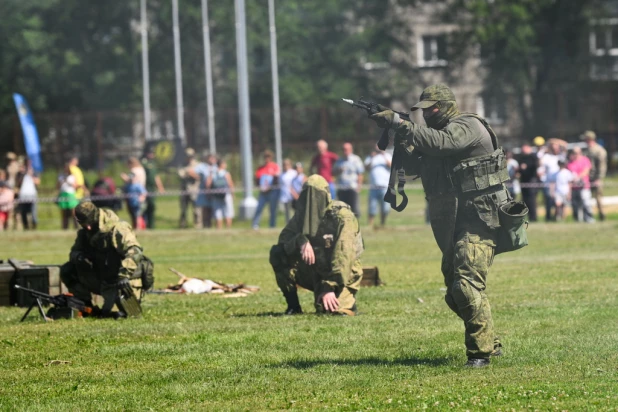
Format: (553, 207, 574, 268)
(1, 221, 618, 410)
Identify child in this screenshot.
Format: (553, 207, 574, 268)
(0, 181, 15, 231)
(207, 159, 235, 229)
(57, 163, 79, 230)
(123, 173, 147, 229)
(551, 160, 572, 221)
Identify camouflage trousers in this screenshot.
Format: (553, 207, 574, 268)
(60, 262, 143, 312)
(270, 245, 361, 314)
(441, 231, 497, 359)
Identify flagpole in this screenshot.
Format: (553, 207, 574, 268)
(140, 0, 152, 141)
(235, 0, 257, 219)
(172, 0, 186, 143)
(269, 0, 282, 169)
(201, 0, 216, 153)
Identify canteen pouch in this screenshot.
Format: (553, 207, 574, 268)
(495, 201, 529, 255)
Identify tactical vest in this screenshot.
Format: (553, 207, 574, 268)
(449, 114, 509, 195)
(385, 114, 509, 211)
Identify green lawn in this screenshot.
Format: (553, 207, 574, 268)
(0, 219, 617, 410)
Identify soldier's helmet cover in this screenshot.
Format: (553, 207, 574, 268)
(297, 174, 332, 238)
(411, 84, 460, 130)
(74, 201, 100, 227)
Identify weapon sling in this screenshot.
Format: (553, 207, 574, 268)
(381, 128, 409, 212)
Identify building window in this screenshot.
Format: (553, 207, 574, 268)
(590, 22, 618, 56)
(590, 21, 618, 80)
(418, 35, 447, 67)
(476, 95, 506, 125)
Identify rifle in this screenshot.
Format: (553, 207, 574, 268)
(341, 98, 410, 150)
(341, 97, 414, 211)
(14, 285, 93, 322)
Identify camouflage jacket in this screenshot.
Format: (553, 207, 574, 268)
(587, 144, 608, 182)
(278, 201, 364, 294)
(394, 115, 510, 250)
(394, 114, 499, 196)
(69, 209, 143, 283)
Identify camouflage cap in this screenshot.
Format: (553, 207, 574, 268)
(580, 130, 596, 140)
(74, 201, 99, 226)
(411, 84, 456, 111)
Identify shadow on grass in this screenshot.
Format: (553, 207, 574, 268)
(275, 356, 450, 369)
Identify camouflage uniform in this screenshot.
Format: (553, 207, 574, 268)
(583, 131, 608, 221)
(270, 175, 364, 314)
(178, 150, 202, 228)
(60, 204, 149, 312)
(374, 85, 510, 361)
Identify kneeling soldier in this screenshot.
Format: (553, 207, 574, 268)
(270, 175, 364, 315)
(60, 202, 154, 318)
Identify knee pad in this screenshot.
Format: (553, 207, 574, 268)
(444, 292, 460, 317)
(450, 278, 482, 314)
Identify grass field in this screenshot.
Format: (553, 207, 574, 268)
(1, 214, 618, 410)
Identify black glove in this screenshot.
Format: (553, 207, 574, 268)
(75, 254, 93, 271)
(116, 278, 131, 288)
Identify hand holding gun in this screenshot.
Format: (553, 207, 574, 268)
(341, 98, 411, 150)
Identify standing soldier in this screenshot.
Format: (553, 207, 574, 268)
(60, 202, 154, 318)
(178, 148, 201, 228)
(369, 84, 511, 367)
(142, 147, 165, 229)
(581, 130, 607, 221)
(269, 175, 364, 316)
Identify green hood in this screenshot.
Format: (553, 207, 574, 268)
(296, 175, 332, 238)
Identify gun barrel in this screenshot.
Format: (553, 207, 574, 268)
(14, 284, 49, 296)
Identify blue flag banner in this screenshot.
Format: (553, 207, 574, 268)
(12, 93, 43, 173)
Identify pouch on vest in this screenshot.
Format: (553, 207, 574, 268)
(496, 201, 529, 255)
(452, 149, 510, 193)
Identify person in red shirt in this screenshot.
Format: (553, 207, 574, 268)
(252, 150, 281, 229)
(310, 140, 338, 199)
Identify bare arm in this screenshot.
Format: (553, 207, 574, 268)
(155, 175, 165, 192)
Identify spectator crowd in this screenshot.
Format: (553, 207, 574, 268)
(506, 130, 608, 223)
(0, 129, 610, 231)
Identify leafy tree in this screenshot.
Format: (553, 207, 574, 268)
(448, 0, 609, 137)
(0, 0, 420, 153)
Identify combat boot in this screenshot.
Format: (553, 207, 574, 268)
(283, 291, 302, 315)
(491, 339, 503, 357)
(465, 358, 490, 368)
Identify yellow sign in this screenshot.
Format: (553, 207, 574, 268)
(154, 141, 175, 165)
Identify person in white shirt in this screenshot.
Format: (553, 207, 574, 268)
(550, 160, 572, 222)
(279, 159, 298, 223)
(333, 142, 364, 217)
(538, 141, 564, 221)
(17, 159, 40, 230)
(364, 145, 392, 227)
